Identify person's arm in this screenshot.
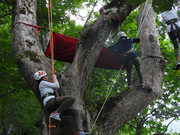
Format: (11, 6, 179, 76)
(132, 38, 140, 43)
(41, 75, 60, 89)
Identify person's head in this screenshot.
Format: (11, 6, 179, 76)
(34, 70, 49, 82)
(117, 31, 127, 39)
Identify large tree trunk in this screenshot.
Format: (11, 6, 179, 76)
(11, 0, 166, 135)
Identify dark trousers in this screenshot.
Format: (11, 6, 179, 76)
(46, 96, 81, 131)
(124, 57, 144, 86)
(168, 29, 180, 57)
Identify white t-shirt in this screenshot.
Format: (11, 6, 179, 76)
(39, 75, 60, 106)
(161, 9, 180, 33)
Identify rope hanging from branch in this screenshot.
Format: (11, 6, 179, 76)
(89, 64, 124, 134)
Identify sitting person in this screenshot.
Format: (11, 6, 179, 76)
(108, 31, 145, 88)
(34, 70, 88, 135)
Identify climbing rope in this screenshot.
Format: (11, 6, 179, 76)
(136, 1, 164, 61)
(137, 0, 148, 37)
(132, 0, 152, 50)
(47, 0, 55, 83)
(48, 112, 56, 135)
(47, 1, 60, 135)
(132, 0, 152, 54)
(89, 64, 124, 134)
(136, 0, 152, 37)
(47, 0, 59, 97)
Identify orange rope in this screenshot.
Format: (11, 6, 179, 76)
(49, 111, 56, 135)
(47, 0, 59, 98)
(47, 0, 55, 83)
(47, 1, 59, 135)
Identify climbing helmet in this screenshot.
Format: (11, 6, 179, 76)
(117, 31, 126, 38)
(34, 70, 47, 80)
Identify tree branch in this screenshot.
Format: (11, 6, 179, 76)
(162, 117, 176, 134)
(0, 89, 16, 98)
(127, 122, 137, 129)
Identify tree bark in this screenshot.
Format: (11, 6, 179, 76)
(11, 0, 166, 135)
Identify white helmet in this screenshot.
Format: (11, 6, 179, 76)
(117, 31, 126, 38)
(34, 70, 47, 80)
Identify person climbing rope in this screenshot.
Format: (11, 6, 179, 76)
(161, 7, 180, 69)
(34, 70, 88, 135)
(108, 31, 145, 89)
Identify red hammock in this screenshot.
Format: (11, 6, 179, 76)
(45, 32, 125, 70)
(11, 22, 124, 70)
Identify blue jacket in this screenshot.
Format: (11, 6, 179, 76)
(108, 37, 139, 62)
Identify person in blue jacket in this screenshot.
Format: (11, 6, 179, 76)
(108, 31, 145, 89)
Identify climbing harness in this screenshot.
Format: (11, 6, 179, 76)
(89, 64, 124, 134)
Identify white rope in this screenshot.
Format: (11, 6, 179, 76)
(137, 0, 148, 36)
(137, 0, 152, 37)
(89, 64, 124, 134)
(133, 0, 152, 50)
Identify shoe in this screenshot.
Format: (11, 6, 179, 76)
(175, 61, 180, 70)
(127, 85, 133, 89)
(176, 61, 180, 66)
(140, 82, 145, 88)
(51, 113, 61, 121)
(77, 132, 89, 135)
